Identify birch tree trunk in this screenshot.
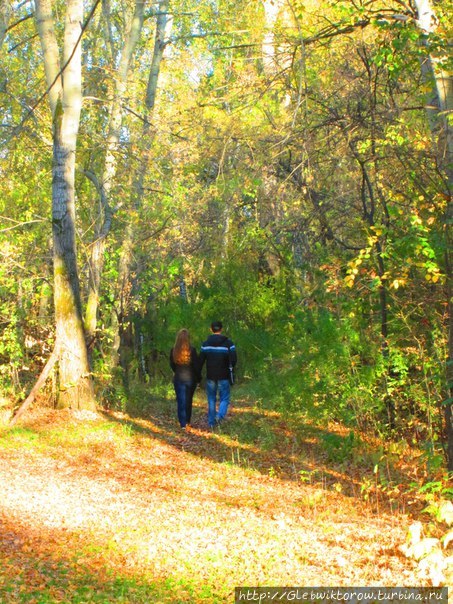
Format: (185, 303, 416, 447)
(132, 0, 171, 202)
(0, 0, 11, 50)
(115, 0, 172, 383)
(415, 0, 453, 169)
(35, 0, 96, 410)
(85, 0, 146, 341)
(414, 0, 453, 470)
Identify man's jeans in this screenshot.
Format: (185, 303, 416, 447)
(206, 379, 230, 427)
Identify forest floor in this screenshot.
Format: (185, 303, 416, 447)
(0, 390, 450, 603)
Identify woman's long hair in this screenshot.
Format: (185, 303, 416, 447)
(173, 329, 192, 364)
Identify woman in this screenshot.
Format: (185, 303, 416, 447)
(170, 329, 200, 429)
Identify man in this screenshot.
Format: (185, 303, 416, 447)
(199, 321, 237, 429)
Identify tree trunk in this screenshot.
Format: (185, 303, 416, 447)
(85, 0, 146, 341)
(447, 217, 453, 472)
(36, 0, 96, 410)
(113, 0, 172, 383)
(132, 0, 171, 202)
(261, 0, 284, 75)
(11, 350, 58, 424)
(101, 0, 116, 61)
(35, 0, 63, 114)
(414, 0, 453, 470)
(0, 0, 11, 50)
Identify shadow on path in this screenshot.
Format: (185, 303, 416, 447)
(101, 390, 415, 514)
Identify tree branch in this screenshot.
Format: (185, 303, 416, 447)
(6, 11, 34, 33)
(10, 348, 58, 425)
(6, 0, 102, 142)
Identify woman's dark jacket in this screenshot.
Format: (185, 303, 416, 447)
(169, 347, 200, 383)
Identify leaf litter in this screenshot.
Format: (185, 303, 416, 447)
(0, 401, 442, 602)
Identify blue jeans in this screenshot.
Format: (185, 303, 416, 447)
(206, 379, 230, 427)
(174, 380, 194, 428)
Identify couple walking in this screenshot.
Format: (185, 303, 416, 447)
(169, 321, 237, 430)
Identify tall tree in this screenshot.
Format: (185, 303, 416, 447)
(114, 0, 173, 385)
(35, 0, 96, 410)
(413, 0, 453, 470)
(84, 0, 147, 342)
(0, 0, 12, 50)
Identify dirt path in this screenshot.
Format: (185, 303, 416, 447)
(0, 405, 423, 602)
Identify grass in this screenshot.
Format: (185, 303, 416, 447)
(0, 385, 450, 603)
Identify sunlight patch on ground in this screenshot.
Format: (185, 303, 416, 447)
(0, 405, 433, 601)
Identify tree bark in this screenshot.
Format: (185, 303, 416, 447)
(132, 0, 171, 202)
(414, 0, 453, 470)
(114, 0, 172, 383)
(85, 0, 146, 342)
(34, 0, 63, 115)
(11, 350, 58, 424)
(36, 0, 96, 410)
(0, 0, 12, 50)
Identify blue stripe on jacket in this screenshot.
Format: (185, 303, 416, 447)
(201, 345, 235, 353)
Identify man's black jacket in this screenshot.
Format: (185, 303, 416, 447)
(199, 334, 237, 381)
